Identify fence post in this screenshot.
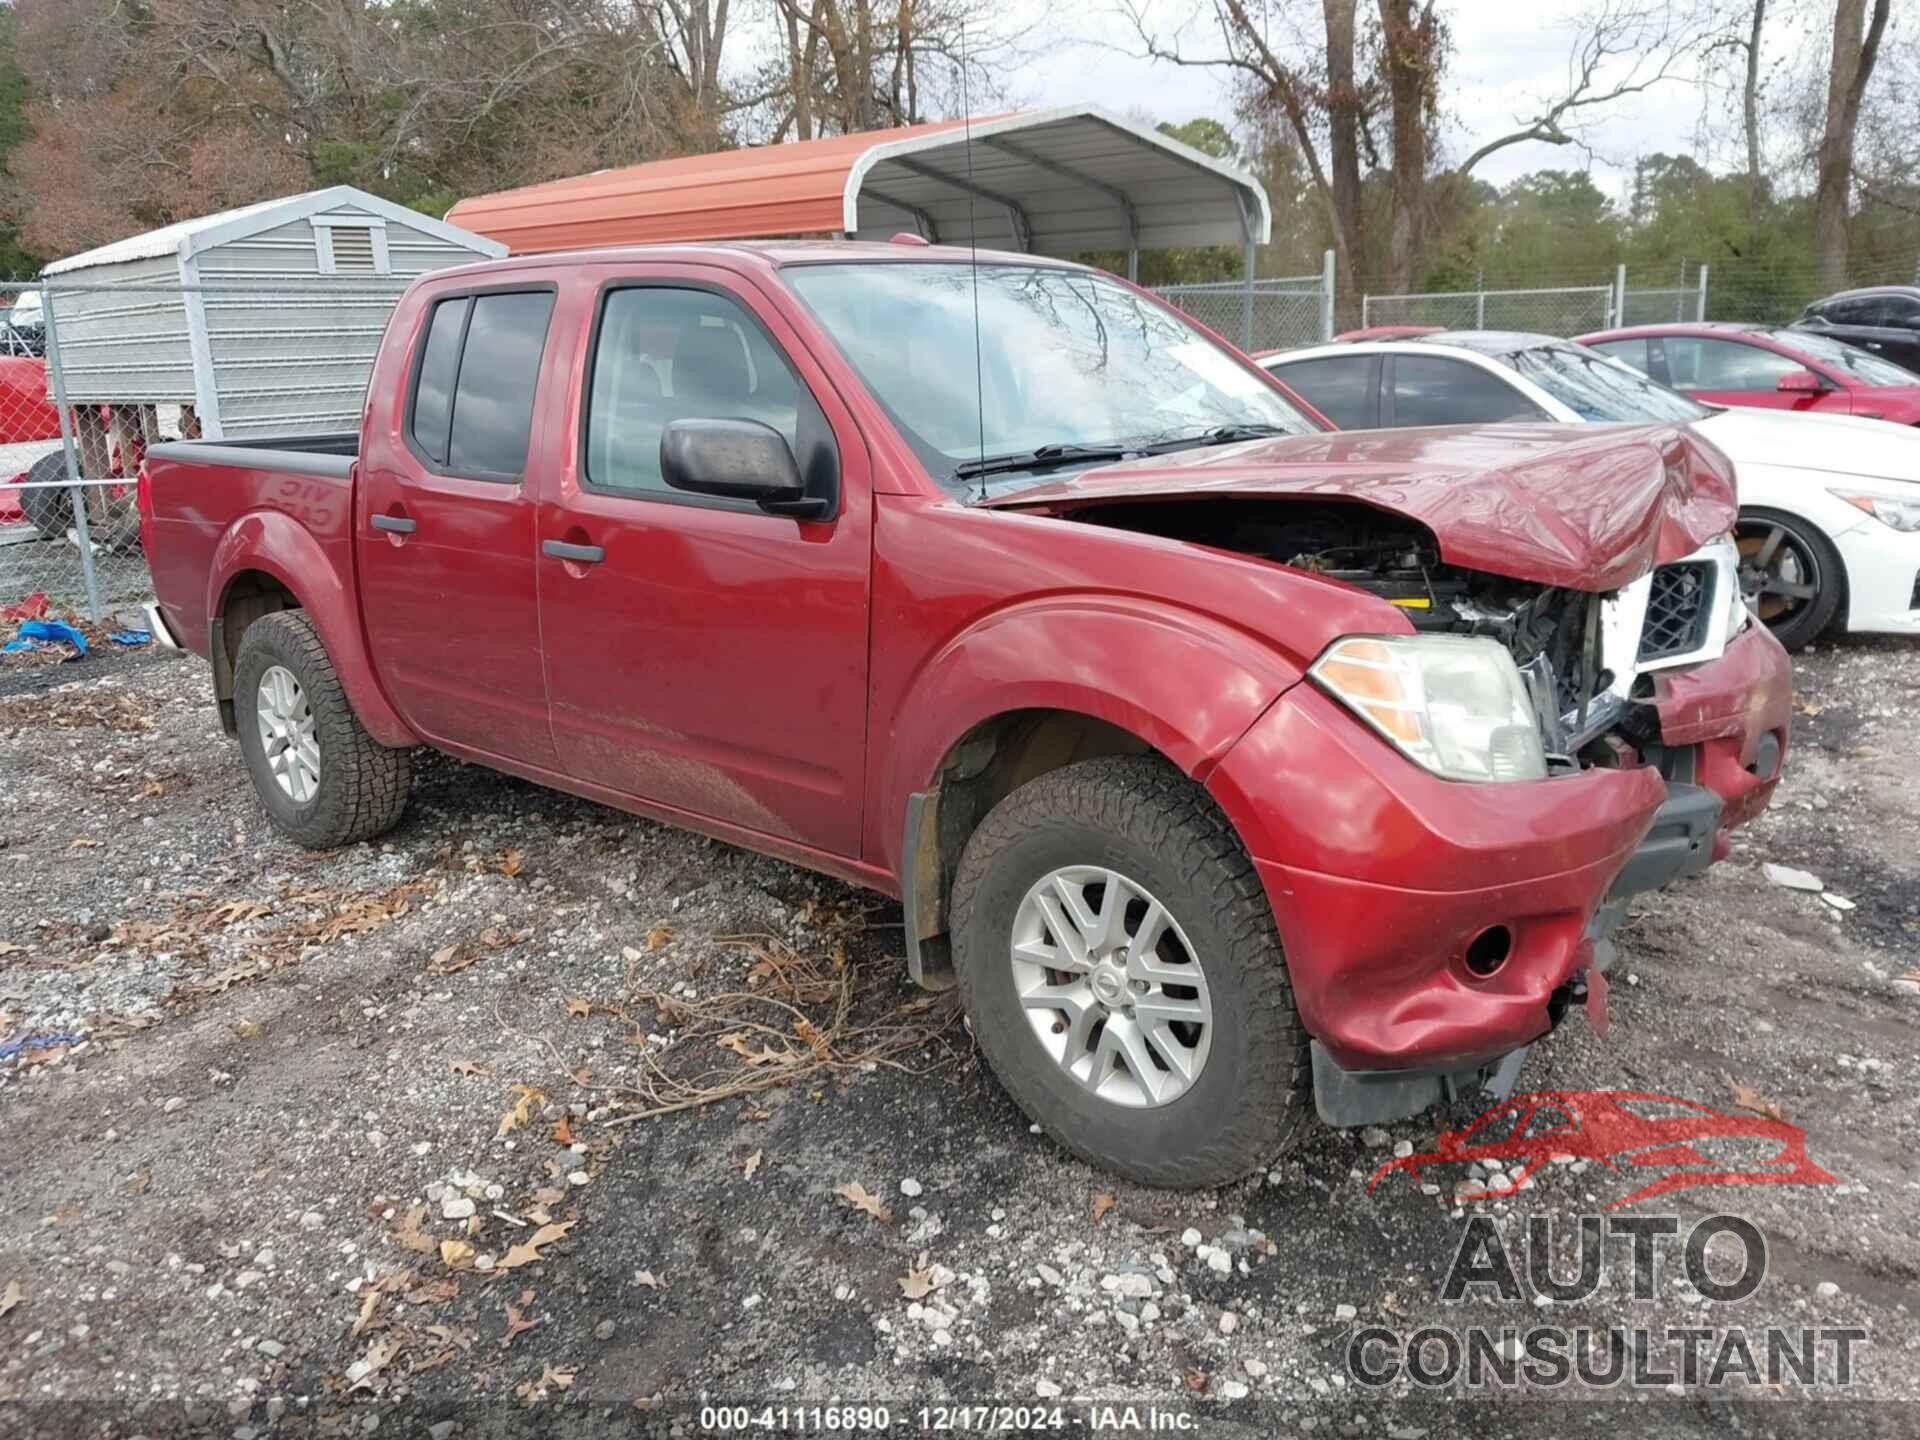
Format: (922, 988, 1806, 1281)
(1320, 249, 1335, 342)
(1475, 290, 1485, 328)
(36, 281, 104, 624)
(1696, 263, 1710, 322)
(1240, 240, 1255, 351)
(1361, 293, 1372, 329)
(1612, 264, 1627, 328)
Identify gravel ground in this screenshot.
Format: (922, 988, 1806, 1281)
(0, 636, 1915, 1438)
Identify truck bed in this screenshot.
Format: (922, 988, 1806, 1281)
(143, 436, 359, 657)
(147, 432, 358, 480)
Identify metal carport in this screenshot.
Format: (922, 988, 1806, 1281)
(445, 106, 1272, 285)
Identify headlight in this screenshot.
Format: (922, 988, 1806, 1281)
(1833, 491, 1920, 532)
(1310, 634, 1548, 783)
(1717, 531, 1750, 636)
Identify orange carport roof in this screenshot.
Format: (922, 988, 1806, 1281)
(446, 106, 1271, 258)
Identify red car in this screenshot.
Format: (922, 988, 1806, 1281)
(138, 241, 1789, 1186)
(1577, 321, 1920, 423)
(1367, 1089, 1839, 1210)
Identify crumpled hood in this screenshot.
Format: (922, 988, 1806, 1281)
(985, 422, 1737, 592)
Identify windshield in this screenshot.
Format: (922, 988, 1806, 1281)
(1764, 328, 1918, 386)
(783, 262, 1317, 491)
(1501, 342, 1712, 423)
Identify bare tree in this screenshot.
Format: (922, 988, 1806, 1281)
(1812, 0, 1891, 290)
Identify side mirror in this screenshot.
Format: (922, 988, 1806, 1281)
(659, 418, 826, 518)
(1776, 369, 1825, 394)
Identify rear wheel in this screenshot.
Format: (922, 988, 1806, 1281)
(1736, 507, 1843, 651)
(949, 756, 1311, 1187)
(233, 610, 411, 849)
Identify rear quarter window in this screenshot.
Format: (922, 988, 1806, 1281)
(406, 289, 556, 479)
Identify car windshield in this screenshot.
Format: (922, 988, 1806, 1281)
(1501, 342, 1711, 422)
(783, 261, 1318, 492)
(1764, 327, 1917, 385)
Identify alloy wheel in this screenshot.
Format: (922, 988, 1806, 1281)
(256, 664, 321, 804)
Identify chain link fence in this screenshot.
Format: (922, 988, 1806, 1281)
(1154, 267, 1334, 354)
(1361, 285, 1618, 336)
(2, 275, 420, 633)
(1618, 284, 1709, 327)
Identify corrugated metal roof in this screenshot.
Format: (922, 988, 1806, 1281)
(44, 185, 506, 276)
(447, 106, 1271, 258)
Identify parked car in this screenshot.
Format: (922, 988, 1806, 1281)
(139, 243, 1789, 1186)
(1575, 321, 1920, 423)
(1795, 285, 1920, 374)
(1261, 333, 1920, 649)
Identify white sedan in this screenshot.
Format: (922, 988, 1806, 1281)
(1260, 333, 1920, 649)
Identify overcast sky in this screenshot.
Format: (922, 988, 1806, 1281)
(980, 0, 1747, 204)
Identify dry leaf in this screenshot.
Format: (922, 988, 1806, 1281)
(1091, 1192, 1116, 1226)
(898, 1268, 936, 1300)
(717, 1032, 797, 1067)
(634, 1270, 665, 1290)
(67, 838, 98, 850)
(428, 943, 480, 976)
(645, 925, 673, 950)
(1728, 1077, 1791, 1124)
(550, 1114, 575, 1146)
(742, 1149, 762, 1181)
(393, 1205, 435, 1254)
(500, 1292, 541, 1348)
(351, 1290, 381, 1338)
(497, 848, 525, 878)
(565, 998, 591, 1019)
(517, 1362, 577, 1405)
(404, 1277, 460, 1306)
(0, 1280, 20, 1317)
(498, 1221, 574, 1271)
(533, 1186, 566, 1207)
(1183, 1368, 1209, 1394)
(834, 1182, 893, 1225)
(497, 1084, 545, 1138)
(347, 1337, 397, 1392)
(439, 1239, 475, 1270)
(0, 941, 26, 956)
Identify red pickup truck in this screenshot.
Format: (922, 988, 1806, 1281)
(140, 241, 1791, 1186)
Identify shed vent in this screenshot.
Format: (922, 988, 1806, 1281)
(329, 225, 377, 273)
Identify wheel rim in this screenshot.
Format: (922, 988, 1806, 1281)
(256, 664, 320, 804)
(1736, 519, 1822, 627)
(1009, 865, 1213, 1109)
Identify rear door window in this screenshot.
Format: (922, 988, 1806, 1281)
(1388, 356, 1546, 426)
(1268, 355, 1378, 429)
(406, 289, 556, 478)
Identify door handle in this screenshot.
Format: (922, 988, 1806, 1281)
(543, 539, 605, 564)
(371, 514, 416, 535)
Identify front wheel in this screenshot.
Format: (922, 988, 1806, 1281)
(232, 610, 412, 849)
(1736, 507, 1844, 651)
(949, 756, 1311, 1187)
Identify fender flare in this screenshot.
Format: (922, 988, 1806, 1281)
(206, 511, 416, 748)
(881, 596, 1304, 974)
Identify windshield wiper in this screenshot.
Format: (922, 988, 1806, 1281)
(1141, 423, 1293, 451)
(952, 442, 1132, 481)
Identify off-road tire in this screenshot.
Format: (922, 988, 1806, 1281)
(949, 755, 1312, 1187)
(17, 452, 72, 541)
(232, 610, 411, 849)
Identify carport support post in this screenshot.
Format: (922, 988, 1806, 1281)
(38, 282, 103, 623)
(1614, 263, 1628, 329)
(1320, 250, 1335, 341)
(1241, 239, 1255, 351)
(1696, 263, 1710, 322)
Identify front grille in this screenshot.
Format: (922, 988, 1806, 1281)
(1638, 561, 1714, 661)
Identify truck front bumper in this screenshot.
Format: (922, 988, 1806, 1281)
(1206, 623, 1792, 1127)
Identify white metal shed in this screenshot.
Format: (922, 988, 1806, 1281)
(42, 186, 506, 440)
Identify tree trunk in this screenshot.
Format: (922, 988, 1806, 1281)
(1812, 0, 1890, 293)
(1322, 0, 1364, 319)
(1378, 0, 1437, 293)
(1743, 0, 1765, 235)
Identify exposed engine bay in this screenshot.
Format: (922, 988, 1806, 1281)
(1068, 498, 1646, 765)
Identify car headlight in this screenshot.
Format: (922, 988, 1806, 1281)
(1833, 491, 1920, 532)
(1310, 634, 1548, 783)
(1716, 531, 1750, 636)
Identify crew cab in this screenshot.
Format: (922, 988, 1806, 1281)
(139, 242, 1791, 1187)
